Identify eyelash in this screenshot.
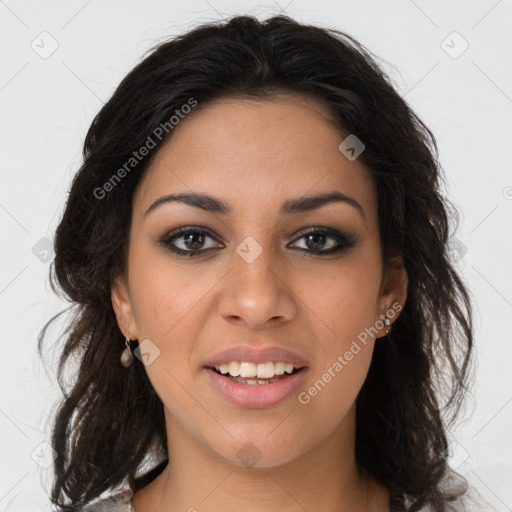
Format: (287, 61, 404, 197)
(158, 225, 357, 257)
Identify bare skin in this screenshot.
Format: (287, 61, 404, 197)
(111, 93, 408, 512)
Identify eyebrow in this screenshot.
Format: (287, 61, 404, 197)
(143, 190, 365, 222)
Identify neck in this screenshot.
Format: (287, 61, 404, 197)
(132, 404, 389, 512)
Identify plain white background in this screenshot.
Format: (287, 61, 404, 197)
(0, 1, 511, 510)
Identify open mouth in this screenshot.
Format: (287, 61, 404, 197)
(204, 364, 310, 408)
(207, 366, 305, 385)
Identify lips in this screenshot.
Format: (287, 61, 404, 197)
(203, 345, 310, 368)
(204, 365, 310, 408)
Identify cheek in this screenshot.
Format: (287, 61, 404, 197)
(292, 269, 376, 442)
(298, 347, 373, 438)
(295, 252, 382, 341)
(128, 242, 219, 339)
(293, 253, 380, 405)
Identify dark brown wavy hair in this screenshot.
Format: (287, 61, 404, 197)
(38, 13, 474, 512)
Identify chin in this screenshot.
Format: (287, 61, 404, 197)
(209, 435, 305, 470)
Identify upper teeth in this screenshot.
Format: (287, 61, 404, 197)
(214, 362, 300, 378)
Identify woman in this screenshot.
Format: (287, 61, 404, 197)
(38, 13, 476, 512)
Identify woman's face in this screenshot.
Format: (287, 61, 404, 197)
(112, 93, 407, 469)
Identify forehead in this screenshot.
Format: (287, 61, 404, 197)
(133, 94, 377, 223)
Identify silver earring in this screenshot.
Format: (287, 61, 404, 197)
(120, 336, 134, 367)
(383, 315, 392, 335)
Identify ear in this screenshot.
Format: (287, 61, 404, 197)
(111, 274, 139, 340)
(375, 254, 408, 337)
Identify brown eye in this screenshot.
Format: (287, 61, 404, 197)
(288, 227, 357, 255)
(159, 226, 223, 256)
(159, 225, 357, 258)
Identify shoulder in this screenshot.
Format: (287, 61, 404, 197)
(81, 488, 134, 512)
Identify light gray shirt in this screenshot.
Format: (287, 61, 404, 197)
(81, 489, 134, 512)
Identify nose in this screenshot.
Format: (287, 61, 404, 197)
(217, 241, 297, 330)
